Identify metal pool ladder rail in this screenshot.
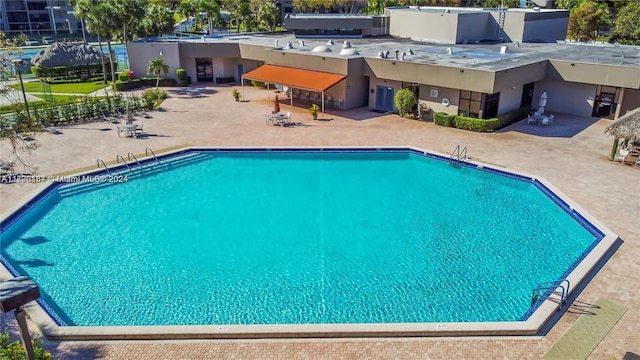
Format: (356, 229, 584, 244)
(450, 145, 468, 164)
(531, 278, 571, 308)
(145, 148, 160, 164)
(96, 159, 111, 175)
(115, 155, 132, 173)
(127, 152, 142, 169)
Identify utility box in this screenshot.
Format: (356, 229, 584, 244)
(0, 276, 41, 313)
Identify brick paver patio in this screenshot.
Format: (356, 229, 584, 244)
(1, 84, 638, 359)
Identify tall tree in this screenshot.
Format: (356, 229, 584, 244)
(142, 3, 176, 37)
(147, 57, 170, 89)
(258, 1, 279, 31)
(112, 0, 147, 45)
(609, 2, 640, 45)
(567, 0, 610, 42)
(85, 1, 119, 82)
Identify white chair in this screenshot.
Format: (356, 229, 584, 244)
(613, 148, 630, 164)
(284, 112, 291, 123)
(541, 116, 550, 127)
(548, 114, 555, 125)
(527, 114, 537, 125)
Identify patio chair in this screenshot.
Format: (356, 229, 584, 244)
(548, 114, 555, 125)
(101, 110, 119, 123)
(40, 120, 61, 134)
(284, 112, 291, 123)
(527, 114, 537, 125)
(115, 107, 127, 118)
(135, 124, 144, 136)
(115, 125, 127, 137)
(613, 148, 630, 164)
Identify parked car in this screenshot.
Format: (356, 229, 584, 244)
(41, 36, 55, 45)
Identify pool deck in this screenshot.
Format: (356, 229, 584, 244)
(1, 84, 638, 359)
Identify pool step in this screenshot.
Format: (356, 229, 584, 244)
(56, 152, 215, 198)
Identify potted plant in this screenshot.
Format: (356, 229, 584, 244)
(308, 104, 320, 120)
(232, 89, 241, 101)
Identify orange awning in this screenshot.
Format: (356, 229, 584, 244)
(242, 65, 345, 92)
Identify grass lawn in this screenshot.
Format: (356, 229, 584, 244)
(10, 81, 108, 94)
(30, 94, 87, 103)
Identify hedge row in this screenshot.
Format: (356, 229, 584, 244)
(31, 64, 116, 81)
(113, 78, 178, 91)
(433, 106, 530, 132)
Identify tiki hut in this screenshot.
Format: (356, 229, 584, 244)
(31, 41, 105, 67)
(605, 107, 640, 160)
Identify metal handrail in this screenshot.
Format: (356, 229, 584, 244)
(537, 279, 570, 304)
(127, 152, 142, 169)
(531, 285, 567, 308)
(145, 148, 160, 164)
(96, 159, 111, 175)
(115, 155, 131, 172)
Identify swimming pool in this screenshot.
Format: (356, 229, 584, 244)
(0, 147, 618, 339)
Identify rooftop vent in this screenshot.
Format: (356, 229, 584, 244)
(275, 40, 279, 47)
(407, 48, 414, 55)
(298, 40, 305, 46)
(500, 46, 509, 54)
(284, 42, 293, 49)
(377, 51, 384, 58)
(384, 50, 390, 58)
(394, 49, 399, 60)
(513, 41, 520, 47)
(312, 45, 332, 53)
(342, 40, 352, 49)
(446, 48, 452, 55)
(340, 48, 359, 56)
(401, 52, 406, 61)
(327, 39, 335, 45)
(533, 7, 540, 11)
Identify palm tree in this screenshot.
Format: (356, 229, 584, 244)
(258, 2, 278, 32)
(147, 57, 170, 89)
(142, 4, 176, 37)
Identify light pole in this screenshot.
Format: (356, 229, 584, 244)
(11, 59, 31, 122)
(68, 10, 86, 43)
(45, 6, 61, 36)
(65, 18, 72, 36)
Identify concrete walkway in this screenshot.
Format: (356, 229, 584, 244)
(1, 84, 638, 359)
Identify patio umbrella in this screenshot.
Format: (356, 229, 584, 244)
(538, 91, 548, 114)
(274, 95, 280, 113)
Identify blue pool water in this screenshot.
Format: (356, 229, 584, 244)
(1, 151, 599, 326)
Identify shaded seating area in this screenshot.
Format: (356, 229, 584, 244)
(605, 107, 640, 166)
(241, 64, 346, 117)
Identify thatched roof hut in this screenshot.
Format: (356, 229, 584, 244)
(605, 107, 640, 142)
(30, 42, 105, 67)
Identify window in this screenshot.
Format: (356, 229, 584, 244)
(459, 90, 482, 118)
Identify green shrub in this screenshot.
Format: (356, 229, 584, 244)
(251, 80, 264, 88)
(118, 71, 130, 82)
(454, 115, 499, 132)
(394, 88, 416, 117)
(0, 331, 58, 360)
(433, 112, 456, 127)
(113, 79, 143, 91)
(31, 66, 43, 78)
(176, 68, 187, 80)
(142, 89, 167, 109)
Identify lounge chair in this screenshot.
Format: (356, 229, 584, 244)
(101, 110, 119, 123)
(115, 107, 127, 118)
(613, 148, 630, 164)
(40, 120, 61, 134)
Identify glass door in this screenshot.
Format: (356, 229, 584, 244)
(196, 58, 213, 82)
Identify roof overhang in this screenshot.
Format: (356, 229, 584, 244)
(242, 65, 345, 92)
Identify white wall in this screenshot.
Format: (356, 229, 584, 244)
(418, 84, 460, 116)
(534, 79, 596, 117)
(127, 42, 180, 80)
(496, 85, 523, 114)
